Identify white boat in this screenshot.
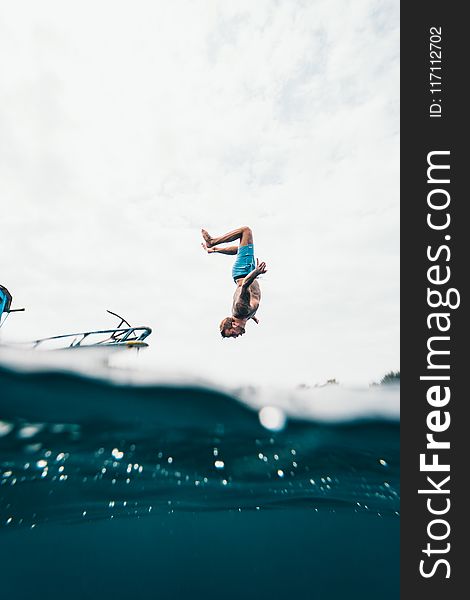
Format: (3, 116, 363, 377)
(1, 286, 151, 351)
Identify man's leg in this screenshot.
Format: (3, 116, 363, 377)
(201, 244, 238, 255)
(201, 226, 253, 248)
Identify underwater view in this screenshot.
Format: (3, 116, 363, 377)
(0, 355, 399, 599)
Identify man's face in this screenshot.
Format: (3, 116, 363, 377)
(228, 324, 245, 338)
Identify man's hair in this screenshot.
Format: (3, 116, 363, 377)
(219, 317, 234, 338)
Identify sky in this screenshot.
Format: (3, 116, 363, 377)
(0, 0, 399, 386)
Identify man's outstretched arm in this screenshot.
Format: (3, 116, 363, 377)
(238, 260, 267, 305)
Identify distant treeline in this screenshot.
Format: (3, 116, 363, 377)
(297, 371, 400, 389)
(374, 371, 400, 386)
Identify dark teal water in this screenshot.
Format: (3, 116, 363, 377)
(0, 365, 399, 599)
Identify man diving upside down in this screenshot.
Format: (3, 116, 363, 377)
(201, 226, 267, 338)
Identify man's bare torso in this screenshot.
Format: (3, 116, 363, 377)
(232, 279, 261, 319)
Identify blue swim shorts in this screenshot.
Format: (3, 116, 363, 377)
(232, 244, 256, 282)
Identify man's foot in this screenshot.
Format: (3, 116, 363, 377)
(201, 229, 214, 247)
(201, 242, 215, 253)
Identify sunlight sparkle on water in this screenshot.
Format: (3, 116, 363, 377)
(258, 407, 286, 432)
(0, 421, 14, 437)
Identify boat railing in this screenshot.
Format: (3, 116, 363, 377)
(30, 326, 152, 349)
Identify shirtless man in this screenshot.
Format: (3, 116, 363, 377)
(201, 226, 267, 338)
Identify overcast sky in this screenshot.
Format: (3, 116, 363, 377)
(1, 0, 399, 386)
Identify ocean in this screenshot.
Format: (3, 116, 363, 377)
(0, 357, 399, 599)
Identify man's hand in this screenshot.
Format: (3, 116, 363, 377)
(241, 259, 268, 290)
(254, 258, 267, 275)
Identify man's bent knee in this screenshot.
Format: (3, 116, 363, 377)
(240, 226, 253, 245)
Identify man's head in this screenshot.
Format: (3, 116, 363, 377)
(219, 316, 246, 338)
